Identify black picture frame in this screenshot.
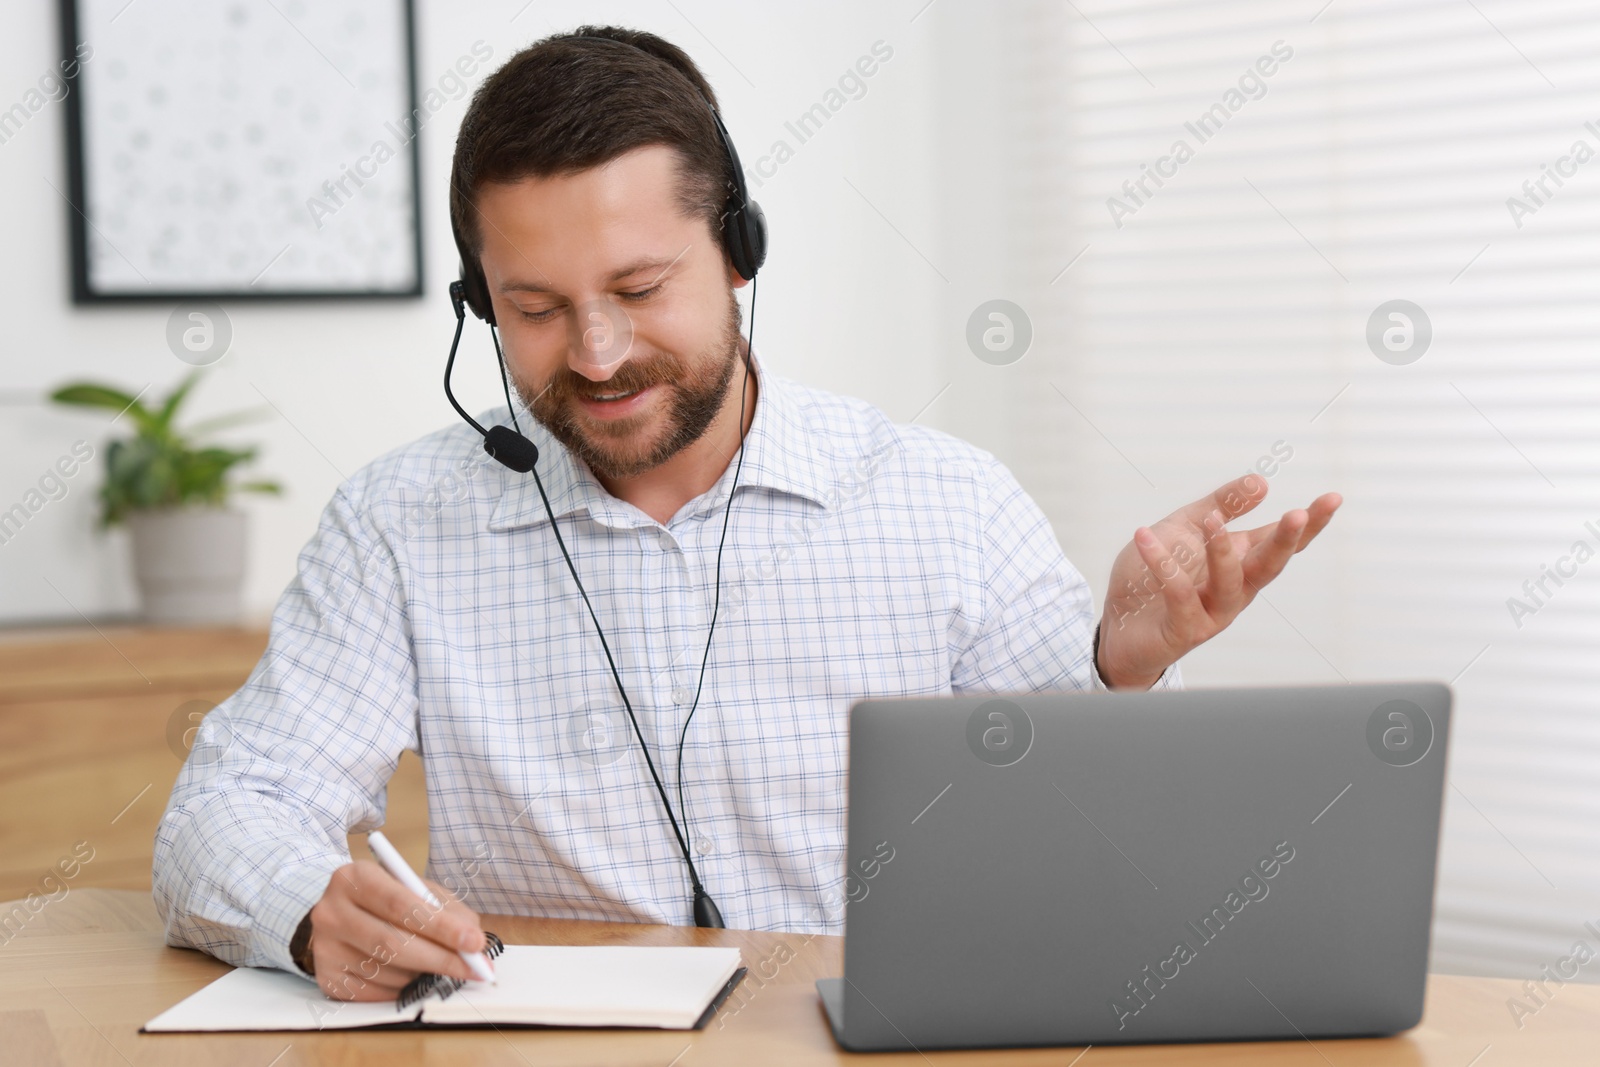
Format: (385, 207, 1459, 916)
(58, 0, 424, 304)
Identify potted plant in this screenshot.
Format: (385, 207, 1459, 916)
(49, 372, 281, 625)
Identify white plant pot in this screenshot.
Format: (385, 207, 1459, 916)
(126, 506, 247, 625)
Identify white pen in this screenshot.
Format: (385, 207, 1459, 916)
(366, 831, 496, 984)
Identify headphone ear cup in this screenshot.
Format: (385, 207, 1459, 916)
(742, 199, 767, 279)
(726, 199, 767, 281)
(460, 261, 496, 325)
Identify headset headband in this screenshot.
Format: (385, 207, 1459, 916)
(451, 33, 767, 325)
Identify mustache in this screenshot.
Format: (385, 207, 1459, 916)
(534, 352, 685, 406)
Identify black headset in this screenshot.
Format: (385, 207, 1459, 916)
(441, 33, 766, 928)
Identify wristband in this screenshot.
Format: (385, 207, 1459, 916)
(290, 910, 316, 977)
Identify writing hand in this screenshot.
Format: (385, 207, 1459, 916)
(306, 860, 488, 1001)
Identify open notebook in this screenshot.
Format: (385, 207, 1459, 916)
(143, 932, 746, 1032)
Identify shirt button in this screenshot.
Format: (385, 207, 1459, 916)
(695, 836, 715, 855)
(671, 685, 693, 705)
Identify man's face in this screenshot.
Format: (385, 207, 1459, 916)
(473, 145, 748, 481)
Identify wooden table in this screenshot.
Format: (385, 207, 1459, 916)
(1, 890, 1596, 1065)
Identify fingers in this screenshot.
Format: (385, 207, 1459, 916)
(422, 877, 484, 939)
(311, 860, 489, 1002)
(314, 928, 422, 1001)
(1241, 508, 1308, 590)
(335, 896, 476, 982)
(1179, 473, 1269, 528)
(311, 883, 428, 1001)
(1131, 526, 1205, 636)
(318, 962, 421, 1001)
(420, 877, 495, 975)
(352, 861, 486, 956)
(1295, 492, 1341, 550)
(1198, 510, 1245, 620)
(1243, 491, 1342, 552)
(1233, 491, 1338, 593)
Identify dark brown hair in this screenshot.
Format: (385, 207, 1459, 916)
(449, 25, 731, 263)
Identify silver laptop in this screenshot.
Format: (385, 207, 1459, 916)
(818, 682, 1451, 1051)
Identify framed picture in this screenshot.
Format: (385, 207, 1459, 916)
(58, 0, 423, 302)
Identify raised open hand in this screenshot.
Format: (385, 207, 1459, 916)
(1097, 474, 1342, 689)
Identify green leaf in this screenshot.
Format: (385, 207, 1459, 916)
(188, 446, 256, 467)
(236, 480, 283, 495)
(50, 382, 141, 411)
(50, 383, 160, 436)
(183, 405, 274, 438)
(155, 371, 202, 434)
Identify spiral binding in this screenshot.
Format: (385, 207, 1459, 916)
(395, 931, 505, 1011)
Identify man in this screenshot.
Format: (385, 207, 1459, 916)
(155, 26, 1340, 1003)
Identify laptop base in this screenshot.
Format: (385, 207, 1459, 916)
(816, 978, 847, 1047)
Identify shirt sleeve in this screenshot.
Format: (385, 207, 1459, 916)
(951, 459, 1183, 694)
(152, 483, 419, 975)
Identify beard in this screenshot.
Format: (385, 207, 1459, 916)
(514, 295, 744, 481)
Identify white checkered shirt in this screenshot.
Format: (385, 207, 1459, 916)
(153, 359, 1181, 975)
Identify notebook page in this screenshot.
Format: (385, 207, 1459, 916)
(143, 965, 422, 1032)
(420, 945, 743, 1029)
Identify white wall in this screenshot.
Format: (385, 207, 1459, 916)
(0, 0, 961, 623)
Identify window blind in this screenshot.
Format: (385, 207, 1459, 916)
(986, 0, 1600, 980)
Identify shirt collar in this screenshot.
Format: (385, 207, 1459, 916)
(487, 354, 833, 532)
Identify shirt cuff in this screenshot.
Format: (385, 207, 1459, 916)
(258, 861, 341, 979)
(1090, 622, 1184, 691)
